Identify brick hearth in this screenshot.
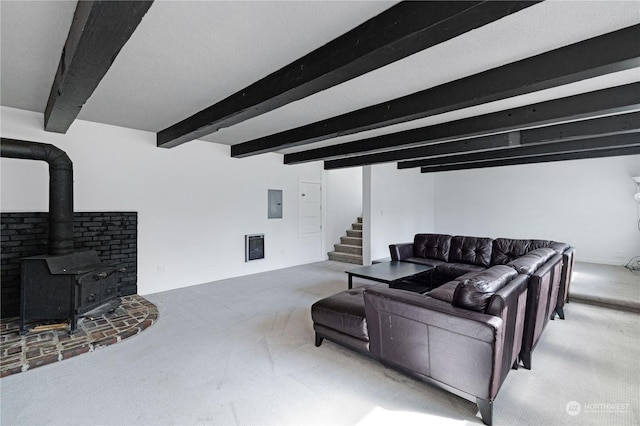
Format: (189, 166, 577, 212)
(0, 294, 158, 378)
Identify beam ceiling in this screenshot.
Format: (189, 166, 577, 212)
(157, 1, 539, 149)
(417, 134, 640, 168)
(44, 1, 153, 133)
(232, 23, 640, 158)
(419, 140, 640, 174)
(397, 112, 640, 169)
(315, 83, 640, 169)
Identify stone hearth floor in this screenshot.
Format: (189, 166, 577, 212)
(0, 294, 158, 378)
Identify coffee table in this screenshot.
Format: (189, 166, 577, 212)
(346, 261, 434, 289)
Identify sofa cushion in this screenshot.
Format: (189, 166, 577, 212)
(427, 281, 459, 303)
(491, 238, 533, 265)
(449, 236, 493, 267)
(528, 239, 553, 251)
(435, 262, 486, 283)
(451, 265, 518, 312)
(507, 247, 556, 275)
(547, 241, 570, 254)
(400, 257, 445, 268)
(413, 234, 452, 261)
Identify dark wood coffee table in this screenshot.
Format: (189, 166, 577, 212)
(346, 261, 434, 289)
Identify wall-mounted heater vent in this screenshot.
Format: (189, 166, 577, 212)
(245, 234, 265, 262)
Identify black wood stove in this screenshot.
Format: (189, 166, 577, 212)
(20, 250, 124, 334)
(1, 138, 127, 334)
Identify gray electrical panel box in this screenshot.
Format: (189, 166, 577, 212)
(268, 189, 283, 219)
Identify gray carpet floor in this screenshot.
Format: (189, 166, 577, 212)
(569, 261, 640, 312)
(1, 261, 638, 425)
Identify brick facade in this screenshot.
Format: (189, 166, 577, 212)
(1, 212, 137, 318)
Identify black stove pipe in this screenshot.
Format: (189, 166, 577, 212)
(1, 138, 74, 255)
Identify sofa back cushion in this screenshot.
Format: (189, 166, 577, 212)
(451, 265, 518, 312)
(449, 236, 493, 267)
(413, 234, 452, 261)
(547, 241, 569, 254)
(528, 239, 552, 251)
(491, 238, 533, 265)
(507, 247, 556, 275)
(427, 281, 459, 303)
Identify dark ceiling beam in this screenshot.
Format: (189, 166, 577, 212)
(419, 139, 640, 173)
(44, 1, 154, 133)
(323, 133, 520, 169)
(397, 112, 640, 169)
(317, 83, 640, 169)
(233, 23, 640, 158)
(410, 130, 640, 169)
(157, 1, 539, 149)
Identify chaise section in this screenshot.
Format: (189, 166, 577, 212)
(311, 287, 370, 353)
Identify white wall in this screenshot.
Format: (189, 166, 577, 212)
(433, 156, 640, 265)
(1, 107, 324, 295)
(323, 167, 362, 257)
(364, 163, 435, 263)
(3, 105, 638, 297)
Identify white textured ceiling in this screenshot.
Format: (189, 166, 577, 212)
(1, 0, 639, 154)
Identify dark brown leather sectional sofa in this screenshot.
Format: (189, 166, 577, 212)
(311, 234, 575, 425)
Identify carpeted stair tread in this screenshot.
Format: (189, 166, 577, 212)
(334, 243, 362, 255)
(328, 251, 363, 265)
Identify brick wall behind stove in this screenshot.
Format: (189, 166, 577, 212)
(1, 212, 137, 318)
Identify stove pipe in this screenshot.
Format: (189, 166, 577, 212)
(1, 138, 74, 255)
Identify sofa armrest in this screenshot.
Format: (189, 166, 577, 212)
(558, 247, 575, 308)
(485, 274, 528, 391)
(533, 254, 562, 315)
(389, 243, 414, 261)
(363, 287, 503, 400)
(521, 254, 562, 365)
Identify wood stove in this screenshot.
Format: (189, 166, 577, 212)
(1, 138, 128, 334)
(20, 250, 123, 334)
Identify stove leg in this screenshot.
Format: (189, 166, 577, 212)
(19, 319, 28, 335)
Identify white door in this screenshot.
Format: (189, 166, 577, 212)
(298, 181, 322, 236)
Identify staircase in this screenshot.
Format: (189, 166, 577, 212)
(328, 217, 363, 265)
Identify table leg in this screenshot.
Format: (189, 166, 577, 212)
(348, 274, 353, 289)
